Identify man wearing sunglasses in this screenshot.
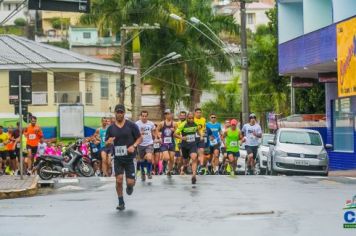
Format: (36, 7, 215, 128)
(105, 104, 142, 211)
(206, 113, 223, 175)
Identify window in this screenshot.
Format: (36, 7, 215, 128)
(83, 32, 91, 39)
(247, 13, 255, 25)
(333, 98, 354, 152)
(116, 79, 121, 98)
(279, 131, 322, 146)
(100, 77, 109, 99)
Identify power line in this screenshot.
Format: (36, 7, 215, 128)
(0, 0, 27, 26)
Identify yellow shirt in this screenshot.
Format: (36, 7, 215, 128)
(194, 117, 206, 135)
(175, 120, 185, 151)
(0, 132, 9, 151)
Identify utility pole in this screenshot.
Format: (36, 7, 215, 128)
(119, 27, 126, 104)
(119, 24, 159, 119)
(240, 0, 249, 124)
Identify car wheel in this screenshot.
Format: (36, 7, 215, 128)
(255, 161, 261, 175)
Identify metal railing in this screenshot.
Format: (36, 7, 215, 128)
(54, 91, 82, 104)
(32, 92, 48, 105)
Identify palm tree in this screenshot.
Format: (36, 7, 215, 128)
(80, 0, 237, 111)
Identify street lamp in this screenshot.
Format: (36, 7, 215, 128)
(169, 13, 227, 51)
(140, 53, 181, 79)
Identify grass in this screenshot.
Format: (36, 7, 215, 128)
(0, 26, 25, 36)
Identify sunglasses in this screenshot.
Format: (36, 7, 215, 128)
(210, 117, 216, 119)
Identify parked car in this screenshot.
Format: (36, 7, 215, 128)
(255, 133, 275, 175)
(267, 128, 332, 176)
(236, 143, 247, 174)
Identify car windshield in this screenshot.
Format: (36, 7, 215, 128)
(279, 131, 322, 146)
(262, 134, 274, 146)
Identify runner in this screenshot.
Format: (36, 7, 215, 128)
(105, 104, 142, 211)
(0, 126, 9, 175)
(6, 127, 16, 175)
(157, 109, 177, 177)
(175, 111, 187, 175)
(194, 108, 206, 174)
(135, 111, 157, 181)
(221, 120, 231, 160)
(153, 124, 162, 175)
(25, 116, 43, 175)
(174, 112, 202, 184)
(242, 113, 262, 175)
(206, 113, 223, 175)
(95, 117, 111, 176)
(223, 119, 242, 176)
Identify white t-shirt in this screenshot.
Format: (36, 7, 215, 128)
(135, 120, 155, 146)
(37, 142, 47, 156)
(242, 123, 262, 147)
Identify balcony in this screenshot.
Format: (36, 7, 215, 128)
(54, 91, 82, 104)
(32, 92, 48, 105)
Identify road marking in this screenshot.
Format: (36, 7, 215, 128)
(57, 185, 84, 191)
(57, 178, 79, 184)
(307, 176, 328, 179)
(99, 177, 116, 182)
(346, 177, 356, 180)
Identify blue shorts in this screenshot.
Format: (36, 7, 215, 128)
(227, 151, 240, 158)
(160, 144, 175, 152)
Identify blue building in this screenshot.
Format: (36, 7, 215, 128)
(278, 0, 356, 170)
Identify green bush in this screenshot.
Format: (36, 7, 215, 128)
(50, 17, 70, 30)
(14, 18, 26, 27)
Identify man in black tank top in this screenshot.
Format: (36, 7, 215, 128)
(105, 104, 142, 211)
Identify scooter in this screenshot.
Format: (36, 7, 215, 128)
(36, 140, 94, 180)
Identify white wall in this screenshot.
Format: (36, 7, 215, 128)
(304, 0, 332, 34)
(333, 0, 356, 23)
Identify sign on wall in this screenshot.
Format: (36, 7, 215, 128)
(337, 17, 356, 97)
(28, 0, 90, 13)
(59, 105, 84, 138)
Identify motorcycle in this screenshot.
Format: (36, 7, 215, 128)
(36, 139, 94, 180)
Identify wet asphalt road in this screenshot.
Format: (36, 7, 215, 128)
(1, 175, 356, 236)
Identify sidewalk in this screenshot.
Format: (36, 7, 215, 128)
(0, 175, 38, 199)
(329, 169, 356, 177)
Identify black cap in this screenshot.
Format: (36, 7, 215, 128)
(114, 104, 126, 112)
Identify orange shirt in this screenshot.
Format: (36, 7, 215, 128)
(26, 124, 43, 147)
(6, 134, 15, 151)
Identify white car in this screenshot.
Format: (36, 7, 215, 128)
(267, 128, 332, 176)
(255, 133, 275, 175)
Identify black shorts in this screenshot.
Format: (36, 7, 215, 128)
(197, 140, 206, 149)
(246, 145, 258, 160)
(8, 150, 17, 160)
(0, 151, 8, 160)
(27, 145, 38, 156)
(113, 159, 136, 179)
(181, 145, 198, 159)
(227, 151, 240, 159)
(210, 144, 220, 154)
(101, 146, 113, 155)
(221, 147, 227, 154)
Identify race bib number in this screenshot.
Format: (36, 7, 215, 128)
(195, 133, 200, 138)
(115, 146, 128, 157)
(16, 143, 21, 148)
(230, 141, 238, 147)
(153, 143, 160, 149)
(204, 137, 207, 143)
(164, 137, 172, 144)
(92, 147, 98, 153)
(186, 134, 196, 143)
(29, 134, 36, 140)
(210, 139, 218, 145)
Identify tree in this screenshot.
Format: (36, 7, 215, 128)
(80, 0, 237, 111)
(295, 83, 325, 114)
(14, 18, 26, 27)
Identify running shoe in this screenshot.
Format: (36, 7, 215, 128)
(167, 171, 172, 178)
(126, 186, 134, 195)
(116, 203, 125, 211)
(141, 173, 146, 181)
(192, 176, 197, 184)
(148, 173, 152, 179)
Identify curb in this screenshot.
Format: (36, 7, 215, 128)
(0, 176, 39, 200)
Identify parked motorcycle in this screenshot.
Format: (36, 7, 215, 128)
(36, 140, 94, 180)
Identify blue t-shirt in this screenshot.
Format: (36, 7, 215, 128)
(99, 128, 107, 148)
(206, 122, 222, 145)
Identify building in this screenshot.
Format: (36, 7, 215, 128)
(0, 0, 27, 25)
(0, 34, 136, 135)
(277, 0, 356, 170)
(212, 0, 274, 33)
(68, 27, 120, 60)
(41, 11, 82, 37)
